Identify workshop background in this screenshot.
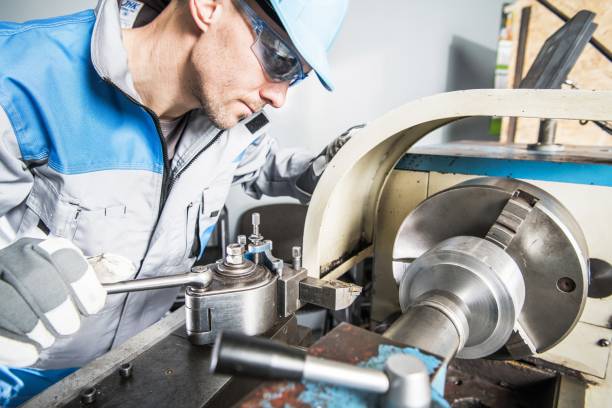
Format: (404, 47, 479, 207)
(0, 0, 506, 237)
(3, 1, 611, 407)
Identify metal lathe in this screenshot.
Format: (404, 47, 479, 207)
(23, 86, 612, 408)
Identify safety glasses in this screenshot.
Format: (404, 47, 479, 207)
(235, 0, 308, 86)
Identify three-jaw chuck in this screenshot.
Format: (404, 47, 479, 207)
(389, 177, 589, 361)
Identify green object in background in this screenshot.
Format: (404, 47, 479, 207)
(489, 117, 502, 136)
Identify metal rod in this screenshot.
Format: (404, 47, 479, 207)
(211, 331, 389, 394)
(383, 305, 460, 362)
(103, 270, 212, 294)
(537, 119, 557, 145)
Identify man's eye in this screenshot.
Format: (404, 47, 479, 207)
(262, 46, 295, 71)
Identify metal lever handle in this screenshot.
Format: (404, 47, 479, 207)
(210, 332, 433, 408)
(211, 331, 307, 381)
(210, 331, 389, 394)
(102, 267, 213, 294)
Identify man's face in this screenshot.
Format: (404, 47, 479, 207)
(186, 0, 295, 129)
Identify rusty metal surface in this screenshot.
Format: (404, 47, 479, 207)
(239, 323, 574, 408)
(237, 323, 419, 407)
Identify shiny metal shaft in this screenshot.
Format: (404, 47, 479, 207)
(383, 305, 460, 362)
(537, 119, 557, 145)
(103, 270, 212, 294)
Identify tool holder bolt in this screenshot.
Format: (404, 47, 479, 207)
(249, 213, 264, 244)
(251, 213, 260, 237)
(292, 246, 302, 270)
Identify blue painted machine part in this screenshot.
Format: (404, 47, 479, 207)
(396, 153, 612, 187)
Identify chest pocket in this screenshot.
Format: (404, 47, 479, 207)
(178, 169, 235, 264)
(19, 176, 81, 240)
(20, 176, 153, 266)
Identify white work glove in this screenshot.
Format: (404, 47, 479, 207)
(0, 238, 134, 367)
(296, 124, 366, 195)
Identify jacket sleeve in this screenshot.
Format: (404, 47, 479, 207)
(232, 133, 314, 204)
(0, 105, 34, 218)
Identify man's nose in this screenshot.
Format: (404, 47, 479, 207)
(260, 81, 289, 109)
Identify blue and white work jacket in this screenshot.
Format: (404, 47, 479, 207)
(0, 0, 312, 369)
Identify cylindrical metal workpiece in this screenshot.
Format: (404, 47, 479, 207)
(384, 305, 460, 362)
(303, 356, 389, 394)
(396, 236, 524, 359)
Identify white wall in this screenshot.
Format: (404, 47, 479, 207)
(0, 0, 506, 238)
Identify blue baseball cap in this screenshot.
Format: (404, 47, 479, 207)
(264, 0, 349, 91)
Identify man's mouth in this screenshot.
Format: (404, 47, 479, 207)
(243, 101, 264, 115)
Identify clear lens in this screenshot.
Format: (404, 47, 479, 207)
(253, 28, 301, 82)
(237, 0, 305, 84)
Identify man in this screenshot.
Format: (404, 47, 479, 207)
(0, 0, 352, 404)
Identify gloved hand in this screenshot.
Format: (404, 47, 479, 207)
(0, 238, 108, 367)
(296, 123, 366, 195)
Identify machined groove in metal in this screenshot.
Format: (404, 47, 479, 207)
(397, 236, 525, 359)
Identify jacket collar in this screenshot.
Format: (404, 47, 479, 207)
(92, 0, 142, 103)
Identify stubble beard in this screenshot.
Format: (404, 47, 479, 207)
(189, 66, 252, 130)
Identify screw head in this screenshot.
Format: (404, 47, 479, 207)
(292, 246, 302, 258)
(597, 338, 610, 347)
(191, 265, 209, 274)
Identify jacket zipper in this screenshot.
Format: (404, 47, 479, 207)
(166, 128, 225, 193)
(102, 78, 170, 215)
(102, 77, 171, 349)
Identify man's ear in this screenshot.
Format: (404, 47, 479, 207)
(189, 0, 224, 33)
